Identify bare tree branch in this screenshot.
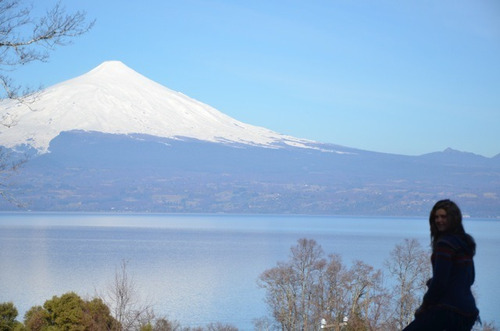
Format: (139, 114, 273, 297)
(0, 146, 27, 207)
(0, 0, 93, 206)
(101, 260, 155, 331)
(0, 0, 94, 98)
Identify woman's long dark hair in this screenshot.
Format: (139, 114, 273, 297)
(429, 199, 476, 254)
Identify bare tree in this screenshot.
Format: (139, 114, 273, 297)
(0, 0, 93, 205)
(343, 260, 390, 330)
(258, 238, 389, 331)
(253, 316, 277, 331)
(0, 146, 25, 206)
(0, 0, 94, 99)
(384, 238, 430, 330)
(101, 260, 155, 331)
(290, 238, 326, 330)
(316, 253, 349, 331)
(258, 238, 326, 331)
(473, 321, 499, 331)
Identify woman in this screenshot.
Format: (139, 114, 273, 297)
(404, 199, 479, 330)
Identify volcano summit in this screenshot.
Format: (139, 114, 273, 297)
(0, 61, 315, 153)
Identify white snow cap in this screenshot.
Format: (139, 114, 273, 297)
(0, 61, 316, 153)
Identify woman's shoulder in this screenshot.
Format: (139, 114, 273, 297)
(436, 233, 475, 254)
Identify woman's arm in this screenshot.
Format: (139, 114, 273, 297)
(422, 240, 455, 306)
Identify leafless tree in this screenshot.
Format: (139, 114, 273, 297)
(384, 238, 430, 330)
(101, 260, 155, 331)
(0, 0, 93, 205)
(253, 316, 277, 331)
(258, 238, 326, 330)
(0, 0, 94, 99)
(258, 238, 389, 331)
(205, 322, 239, 331)
(343, 260, 390, 330)
(473, 321, 499, 331)
(0, 146, 26, 206)
(290, 238, 326, 330)
(316, 253, 349, 331)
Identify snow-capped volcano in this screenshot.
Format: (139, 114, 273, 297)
(0, 61, 315, 153)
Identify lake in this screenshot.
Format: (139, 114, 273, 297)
(0, 213, 498, 329)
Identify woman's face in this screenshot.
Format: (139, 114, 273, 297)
(434, 208, 449, 232)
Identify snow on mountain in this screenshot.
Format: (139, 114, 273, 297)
(0, 61, 316, 153)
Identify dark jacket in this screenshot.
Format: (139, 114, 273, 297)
(422, 233, 478, 316)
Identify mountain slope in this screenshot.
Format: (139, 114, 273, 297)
(2, 130, 498, 217)
(0, 61, 314, 153)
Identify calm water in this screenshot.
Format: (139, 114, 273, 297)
(0, 213, 498, 329)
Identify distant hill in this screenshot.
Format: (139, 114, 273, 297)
(1, 130, 497, 217)
(1, 62, 498, 217)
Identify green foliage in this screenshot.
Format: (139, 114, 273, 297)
(43, 292, 85, 330)
(140, 323, 154, 331)
(22, 292, 120, 331)
(24, 306, 49, 331)
(84, 298, 120, 330)
(0, 302, 17, 325)
(0, 302, 23, 330)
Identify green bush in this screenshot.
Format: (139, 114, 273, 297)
(0, 302, 23, 330)
(22, 292, 120, 331)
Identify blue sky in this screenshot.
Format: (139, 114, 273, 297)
(11, 0, 500, 157)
